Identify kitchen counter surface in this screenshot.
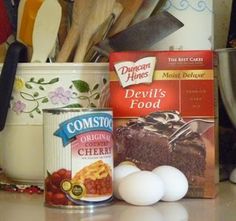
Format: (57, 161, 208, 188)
(0, 181, 235, 221)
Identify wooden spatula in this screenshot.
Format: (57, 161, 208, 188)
(57, 0, 70, 50)
(107, 0, 143, 37)
(31, 0, 61, 63)
(19, 0, 44, 46)
(56, 0, 94, 62)
(73, 0, 116, 62)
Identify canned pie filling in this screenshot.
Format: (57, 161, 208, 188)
(43, 108, 113, 208)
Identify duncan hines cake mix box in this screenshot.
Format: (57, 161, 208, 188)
(109, 51, 218, 198)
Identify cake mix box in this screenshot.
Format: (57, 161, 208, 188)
(109, 51, 218, 198)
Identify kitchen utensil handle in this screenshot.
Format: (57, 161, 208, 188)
(0, 41, 27, 131)
(56, 24, 79, 62)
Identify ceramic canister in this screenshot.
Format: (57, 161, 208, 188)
(43, 108, 113, 208)
(0, 63, 109, 184)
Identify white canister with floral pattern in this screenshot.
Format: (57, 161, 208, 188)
(0, 63, 109, 184)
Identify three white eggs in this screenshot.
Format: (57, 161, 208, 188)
(113, 163, 188, 206)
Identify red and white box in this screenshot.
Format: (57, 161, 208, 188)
(109, 51, 218, 198)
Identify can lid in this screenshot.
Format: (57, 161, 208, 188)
(42, 107, 112, 113)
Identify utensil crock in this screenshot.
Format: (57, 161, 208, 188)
(0, 62, 109, 184)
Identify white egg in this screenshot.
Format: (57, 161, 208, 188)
(113, 164, 140, 199)
(119, 171, 164, 206)
(152, 166, 188, 201)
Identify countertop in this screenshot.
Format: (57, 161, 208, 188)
(0, 181, 235, 221)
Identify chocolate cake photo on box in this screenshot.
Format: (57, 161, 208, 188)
(114, 111, 214, 197)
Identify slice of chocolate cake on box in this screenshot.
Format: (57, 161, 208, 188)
(114, 111, 207, 187)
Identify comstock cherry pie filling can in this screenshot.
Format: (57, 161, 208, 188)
(43, 108, 113, 208)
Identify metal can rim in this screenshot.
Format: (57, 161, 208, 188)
(42, 107, 112, 113)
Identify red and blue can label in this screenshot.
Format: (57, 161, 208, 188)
(43, 108, 113, 207)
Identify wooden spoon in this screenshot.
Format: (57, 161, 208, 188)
(84, 2, 123, 62)
(31, 0, 61, 63)
(73, 0, 116, 62)
(86, 2, 123, 56)
(57, 0, 70, 50)
(56, 0, 94, 62)
(107, 0, 143, 37)
(18, 0, 44, 60)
